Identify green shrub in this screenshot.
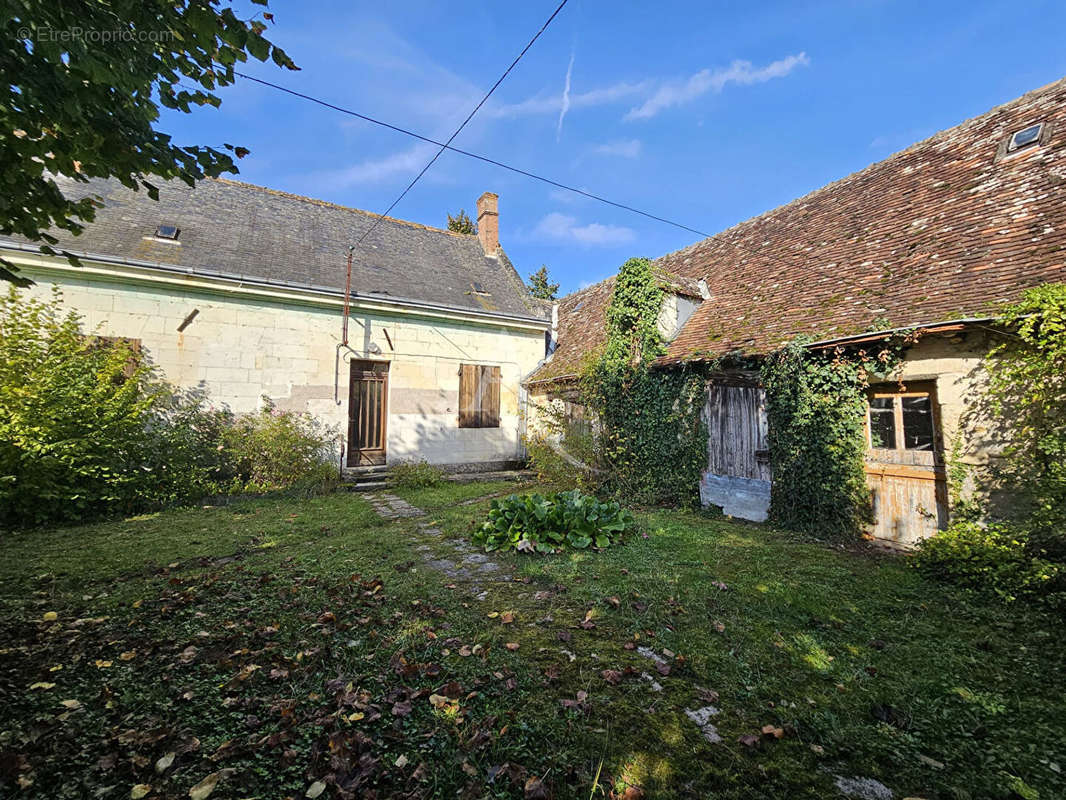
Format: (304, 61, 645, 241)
(391, 460, 445, 489)
(222, 398, 339, 494)
(913, 521, 1063, 606)
(0, 288, 338, 528)
(473, 490, 635, 553)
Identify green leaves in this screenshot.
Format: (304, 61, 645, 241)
(472, 490, 635, 553)
(1, 0, 298, 272)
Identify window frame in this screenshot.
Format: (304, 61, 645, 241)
(865, 381, 941, 464)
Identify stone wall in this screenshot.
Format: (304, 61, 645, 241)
(20, 261, 547, 467)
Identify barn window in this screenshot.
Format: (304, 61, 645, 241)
(867, 388, 936, 452)
(459, 364, 501, 428)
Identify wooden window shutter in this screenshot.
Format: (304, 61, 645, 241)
(480, 365, 500, 427)
(458, 364, 501, 428)
(459, 364, 479, 428)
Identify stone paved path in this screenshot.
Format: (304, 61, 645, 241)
(364, 492, 508, 600)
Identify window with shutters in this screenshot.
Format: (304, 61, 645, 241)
(458, 364, 501, 428)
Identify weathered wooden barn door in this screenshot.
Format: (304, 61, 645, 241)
(700, 379, 772, 521)
(348, 360, 389, 467)
(864, 381, 948, 545)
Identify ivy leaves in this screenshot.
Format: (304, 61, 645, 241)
(761, 340, 905, 539)
(580, 258, 707, 507)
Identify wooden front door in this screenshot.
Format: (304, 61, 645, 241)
(864, 381, 948, 545)
(348, 360, 389, 467)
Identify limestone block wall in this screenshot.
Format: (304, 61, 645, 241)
(19, 261, 547, 468)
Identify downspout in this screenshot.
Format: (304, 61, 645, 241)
(334, 245, 355, 406)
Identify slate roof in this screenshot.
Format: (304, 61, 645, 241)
(658, 77, 1066, 362)
(2, 176, 545, 320)
(532, 77, 1066, 385)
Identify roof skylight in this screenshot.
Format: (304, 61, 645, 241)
(1007, 123, 1043, 152)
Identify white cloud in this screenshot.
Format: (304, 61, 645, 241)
(624, 52, 810, 120)
(322, 142, 438, 188)
(591, 139, 642, 158)
(532, 212, 636, 247)
(557, 50, 575, 140)
(489, 79, 650, 118)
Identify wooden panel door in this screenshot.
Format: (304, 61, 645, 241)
(864, 381, 948, 545)
(705, 382, 771, 481)
(348, 360, 389, 466)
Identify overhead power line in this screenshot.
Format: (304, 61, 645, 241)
(349, 0, 570, 247)
(234, 69, 711, 239)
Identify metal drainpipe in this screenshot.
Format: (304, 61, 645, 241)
(335, 245, 355, 406)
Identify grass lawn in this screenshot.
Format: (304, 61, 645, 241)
(1, 483, 1063, 800)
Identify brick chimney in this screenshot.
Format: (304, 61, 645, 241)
(476, 191, 499, 256)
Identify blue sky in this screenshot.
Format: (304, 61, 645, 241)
(161, 0, 1066, 296)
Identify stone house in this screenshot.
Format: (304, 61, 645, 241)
(2, 179, 552, 472)
(527, 77, 1066, 546)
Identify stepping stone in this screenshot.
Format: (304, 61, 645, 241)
(834, 777, 893, 800)
(462, 553, 491, 564)
(685, 706, 722, 743)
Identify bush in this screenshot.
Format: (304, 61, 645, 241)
(473, 490, 635, 553)
(913, 521, 1064, 606)
(223, 398, 338, 494)
(0, 288, 339, 528)
(391, 460, 445, 489)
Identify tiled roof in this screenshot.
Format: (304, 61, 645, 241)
(2, 176, 545, 320)
(527, 277, 615, 384)
(657, 77, 1066, 361)
(526, 267, 708, 384)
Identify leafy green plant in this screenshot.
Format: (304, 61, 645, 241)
(222, 398, 338, 494)
(579, 258, 707, 507)
(985, 283, 1066, 548)
(473, 490, 635, 553)
(391, 460, 445, 489)
(0, 288, 338, 528)
(913, 521, 1063, 607)
(761, 339, 906, 540)
(2, 0, 297, 285)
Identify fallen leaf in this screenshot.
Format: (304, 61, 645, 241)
(738, 734, 760, 747)
(556, 630, 572, 643)
(42, 611, 58, 622)
(120, 651, 137, 661)
(524, 776, 551, 799)
(606, 596, 621, 609)
(501, 611, 515, 624)
(179, 645, 198, 664)
(458, 645, 472, 657)
(29, 682, 56, 690)
(392, 700, 412, 717)
(188, 770, 230, 800)
(60, 699, 82, 710)
(461, 761, 478, 777)
(395, 754, 409, 768)
(155, 752, 175, 774)
(429, 694, 449, 709)
(505, 642, 520, 651)
(487, 612, 499, 618)
(131, 784, 151, 799)
(305, 780, 327, 799)
(761, 724, 785, 739)
(713, 621, 726, 633)
(95, 659, 113, 668)
(601, 669, 623, 685)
